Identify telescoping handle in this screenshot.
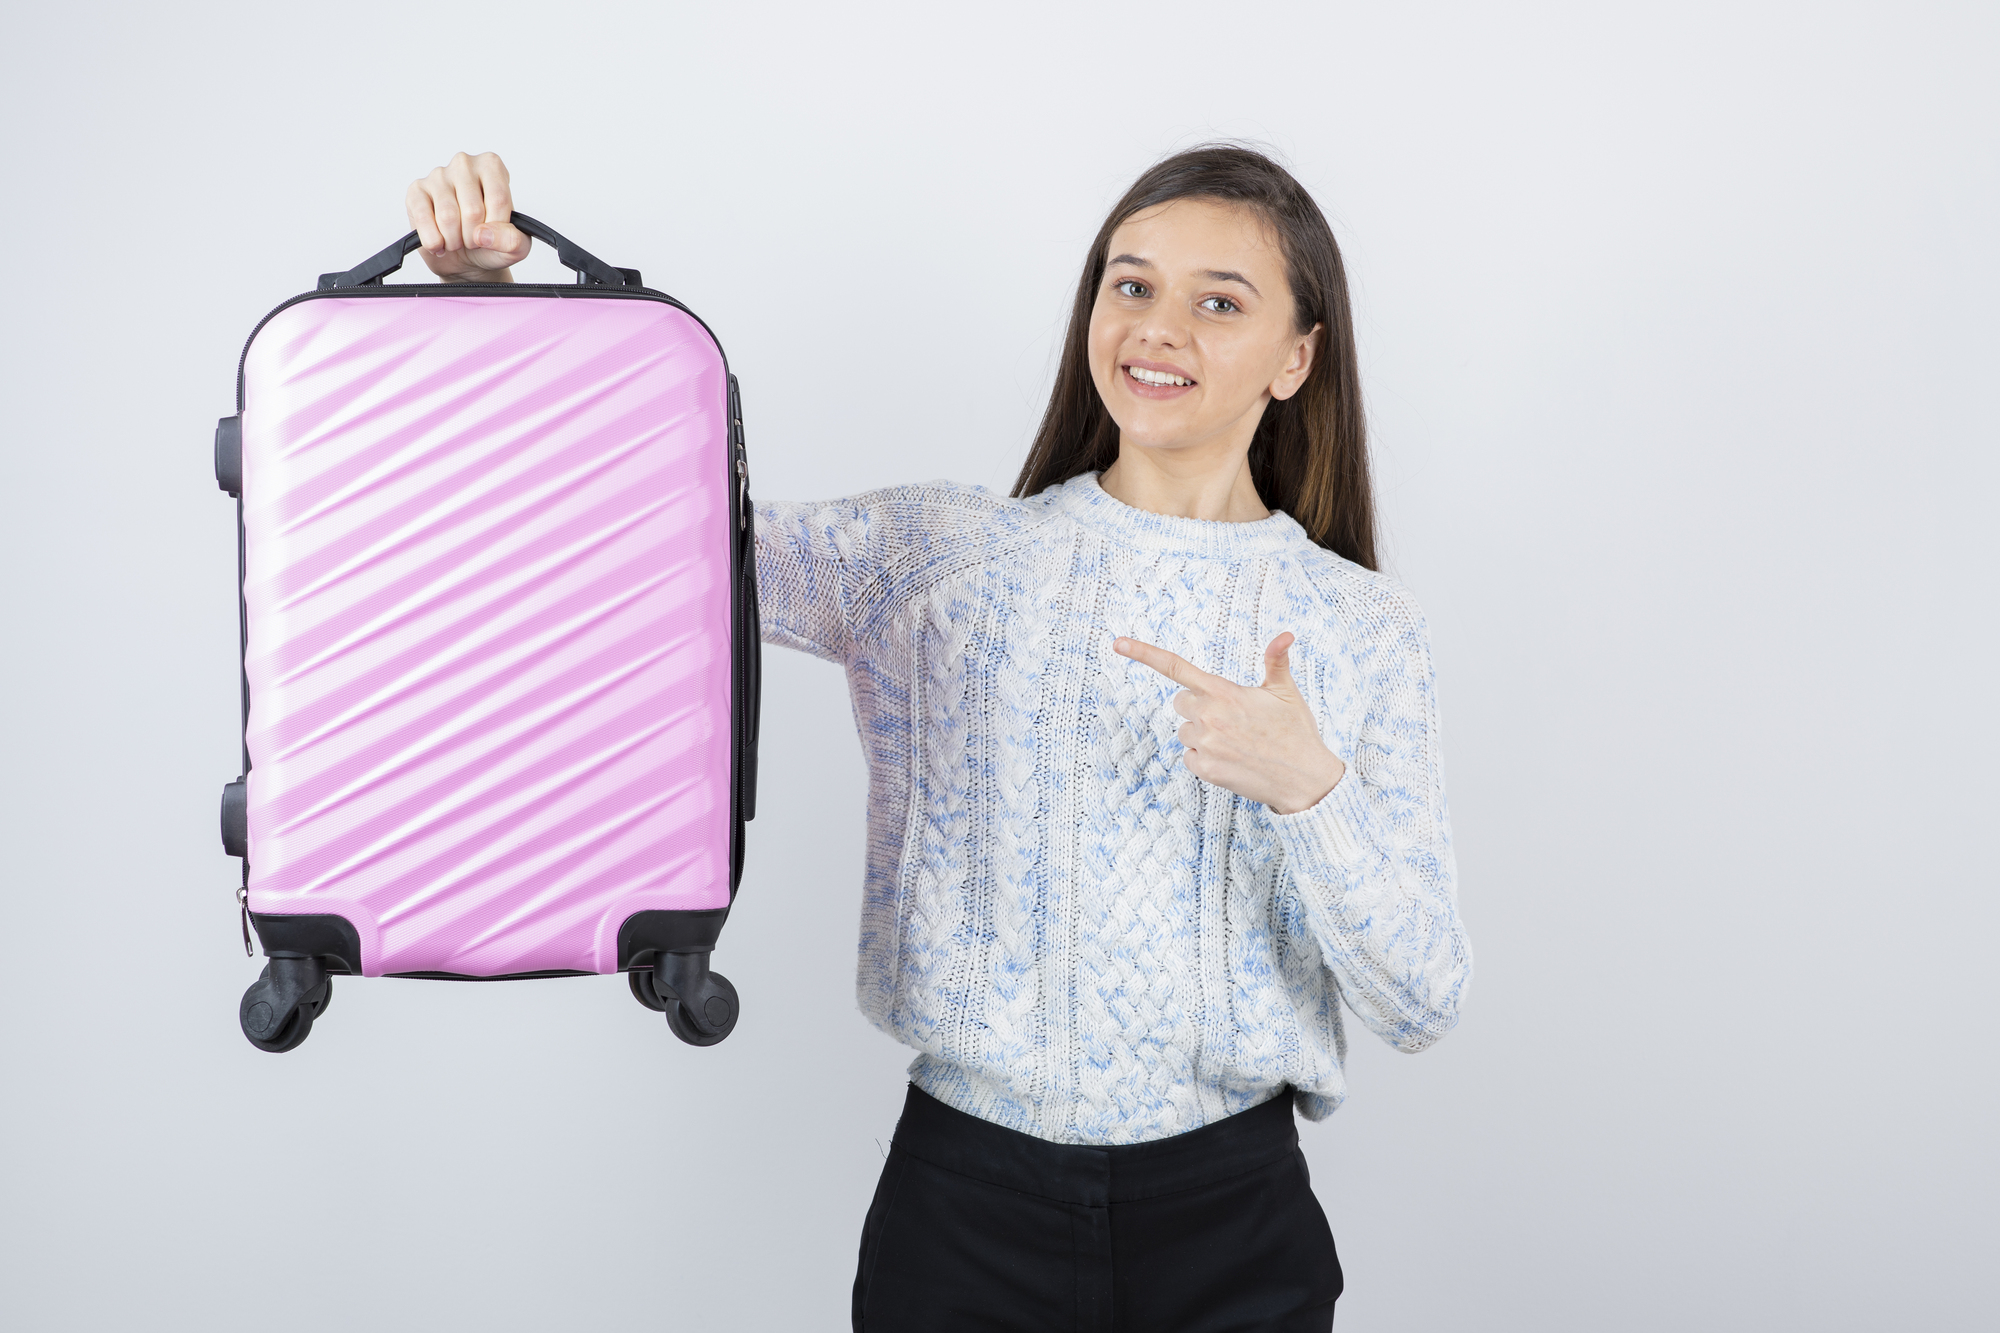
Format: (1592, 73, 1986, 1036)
(315, 212, 640, 290)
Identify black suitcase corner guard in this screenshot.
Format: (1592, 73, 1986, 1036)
(615, 908, 730, 970)
(251, 912, 364, 975)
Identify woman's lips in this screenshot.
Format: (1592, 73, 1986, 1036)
(1122, 361, 1197, 400)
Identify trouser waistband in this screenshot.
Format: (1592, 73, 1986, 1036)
(888, 1084, 1299, 1207)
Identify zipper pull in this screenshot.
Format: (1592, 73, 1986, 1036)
(236, 884, 253, 958)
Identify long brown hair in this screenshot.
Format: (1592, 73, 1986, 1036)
(1009, 144, 1375, 569)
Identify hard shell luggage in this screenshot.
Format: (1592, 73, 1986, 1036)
(215, 216, 761, 1052)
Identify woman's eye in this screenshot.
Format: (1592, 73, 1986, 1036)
(1201, 296, 1239, 314)
(1116, 279, 1149, 299)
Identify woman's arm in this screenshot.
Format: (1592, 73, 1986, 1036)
(1116, 607, 1471, 1053)
(1260, 617, 1469, 1053)
(752, 498, 875, 664)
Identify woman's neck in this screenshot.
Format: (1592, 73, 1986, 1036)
(1097, 442, 1271, 524)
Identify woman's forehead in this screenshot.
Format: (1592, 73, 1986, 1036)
(1108, 198, 1282, 275)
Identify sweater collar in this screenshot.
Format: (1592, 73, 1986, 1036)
(1046, 471, 1308, 560)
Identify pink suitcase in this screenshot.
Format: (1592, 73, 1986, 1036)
(216, 216, 760, 1052)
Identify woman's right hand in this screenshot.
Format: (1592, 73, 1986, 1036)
(405, 151, 531, 282)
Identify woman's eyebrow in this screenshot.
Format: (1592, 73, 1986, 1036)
(1107, 253, 1152, 268)
(1200, 269, 1261, 297)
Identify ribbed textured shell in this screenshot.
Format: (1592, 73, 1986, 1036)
(240, 293, 733, 977)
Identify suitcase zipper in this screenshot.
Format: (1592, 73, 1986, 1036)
(731, 381, 749, 532)
(727, 380, 759, 832)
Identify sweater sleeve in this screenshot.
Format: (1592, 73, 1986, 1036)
(754, 482, 1027, 665)
(752, 497, 878, 665)
(1266, 594, 1472, 1053)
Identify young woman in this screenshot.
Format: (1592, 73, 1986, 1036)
(407, 145, 1471, 1332)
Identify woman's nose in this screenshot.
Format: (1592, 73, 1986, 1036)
(1136, 299, 1190, 349)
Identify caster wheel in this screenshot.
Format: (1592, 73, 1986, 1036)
(241, 991, 316, 1053)
(239, 961, 328, 1054)
(663, 972, 738, 1047)
(629, 967, 670, 1013)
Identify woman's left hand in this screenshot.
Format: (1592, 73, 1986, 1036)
(1114, 632, 1347, 816)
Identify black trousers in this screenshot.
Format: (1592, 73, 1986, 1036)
(852, 1085, 1342, 1332)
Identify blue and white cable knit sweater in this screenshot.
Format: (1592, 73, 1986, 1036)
(754, 471, 1470, 1146)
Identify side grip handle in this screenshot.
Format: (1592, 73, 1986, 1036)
(220, 779, 247, 859)
(215, 416, 241, 497)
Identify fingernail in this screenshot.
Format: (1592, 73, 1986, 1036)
(473, 226, 493, 248)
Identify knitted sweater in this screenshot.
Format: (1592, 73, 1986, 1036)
(754, 472, 1471, 1146)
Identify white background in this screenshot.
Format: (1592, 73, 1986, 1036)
(1, 2, 1994, 1328)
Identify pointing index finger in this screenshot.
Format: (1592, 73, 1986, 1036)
(1113, 637, 1220, 692)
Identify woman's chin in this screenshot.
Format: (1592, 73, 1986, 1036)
(1110, 426, 1223, 457)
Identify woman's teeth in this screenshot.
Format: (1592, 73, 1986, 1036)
(1127, 365, 1193, 387)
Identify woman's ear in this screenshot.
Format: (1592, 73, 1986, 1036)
(1269, 323, 1323, 402)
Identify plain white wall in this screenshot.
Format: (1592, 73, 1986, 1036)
(1, 2, 1994, 1328)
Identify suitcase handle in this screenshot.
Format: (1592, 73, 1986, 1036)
(315, 212, 639, 291)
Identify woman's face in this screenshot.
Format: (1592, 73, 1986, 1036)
(1088, 198, 1320, 462)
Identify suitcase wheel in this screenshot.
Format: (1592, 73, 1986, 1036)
(239, 958, 332, 1054)
(631, 955, 739, 1047)
(664, 973, 738, 1047)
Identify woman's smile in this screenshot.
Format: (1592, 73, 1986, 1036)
(1123, 357, 1198, 398)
